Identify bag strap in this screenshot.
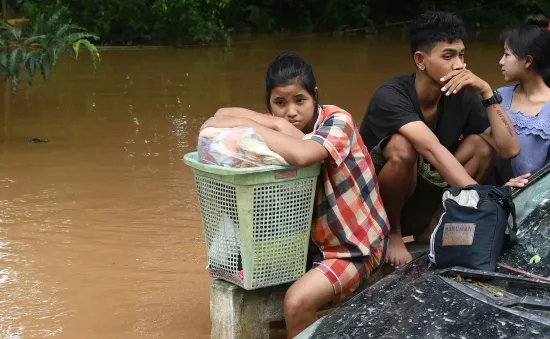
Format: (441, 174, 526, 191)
(503, 194, 518, 247)
(486, 185, 518, 247)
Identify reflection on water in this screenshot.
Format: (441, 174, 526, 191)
(0, 36, 506, 338)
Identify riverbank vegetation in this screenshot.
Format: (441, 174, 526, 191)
(1, 0, 548, 46)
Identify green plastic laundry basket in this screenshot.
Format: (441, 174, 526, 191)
(184, 152, 320, 290)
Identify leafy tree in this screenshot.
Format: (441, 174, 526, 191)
(9, 0, 550, 46)
(0, 9, 100, 94)
(22, 0, 232, 46)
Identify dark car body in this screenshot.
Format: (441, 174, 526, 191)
(298, 163, 550, 339)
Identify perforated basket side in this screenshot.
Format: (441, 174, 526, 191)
(246, 177, 317, 289)
(188, 158, 321, 290)
(194, 175, 243, 287)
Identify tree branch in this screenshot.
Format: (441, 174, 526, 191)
(1, 0, 7, 22)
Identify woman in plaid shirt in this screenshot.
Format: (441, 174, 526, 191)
(201, 52, 390, 338)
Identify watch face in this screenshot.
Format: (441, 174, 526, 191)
(494, 90, 503, 102)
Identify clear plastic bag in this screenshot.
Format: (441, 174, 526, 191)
(198, 127, 289, 168)
(207, 214, 241, 270)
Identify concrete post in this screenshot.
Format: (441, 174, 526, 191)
(210, 279, 290, 339)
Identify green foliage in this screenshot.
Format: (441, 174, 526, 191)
(150, 0, 231, 44)
(15, 0, 550, 46)
(0, 8, 100, 94)
(369, 0, 549, 30)
(223, 0, 372, 33)
(22, 0, 232, 45)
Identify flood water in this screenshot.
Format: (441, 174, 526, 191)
(1, 35, 507, 338)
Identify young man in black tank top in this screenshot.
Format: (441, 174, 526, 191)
(359, 11, 521, 268)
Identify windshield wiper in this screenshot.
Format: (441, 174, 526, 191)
(435, 266, 550, 289)
(498, 263, 550, 281)
(438, 267, 550, 311)
(496, 295, 550, 311)
(440, 268, 550, 325)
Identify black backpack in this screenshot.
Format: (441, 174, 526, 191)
(429, 185, 517, 272)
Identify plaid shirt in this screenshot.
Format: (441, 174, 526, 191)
(303, 105, 390, 259)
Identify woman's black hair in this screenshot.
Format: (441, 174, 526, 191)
(265, 52, 318, 112)
(500, 15, 550, 85)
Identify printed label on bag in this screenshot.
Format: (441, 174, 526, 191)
(442, 223, 476, 246)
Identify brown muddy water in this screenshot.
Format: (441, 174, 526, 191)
(1, 36, 507, 338)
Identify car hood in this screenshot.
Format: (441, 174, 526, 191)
(298, 163, 550, 339)
(303, 256, 550, 339)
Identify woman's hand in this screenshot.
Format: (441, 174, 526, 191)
(505, 173, 531, 188)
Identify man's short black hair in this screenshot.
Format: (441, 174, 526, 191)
(410, 11, 468, 55)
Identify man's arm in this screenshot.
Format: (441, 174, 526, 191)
(214, 107, 305, 139)
(201, 115, 327, 167)
(440, 68, 520, 159)
(399, 122, 477, 187)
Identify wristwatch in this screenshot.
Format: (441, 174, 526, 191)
(482, 90, 503, 108)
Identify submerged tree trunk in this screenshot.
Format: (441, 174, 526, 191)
(1, 0, 7, 21)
